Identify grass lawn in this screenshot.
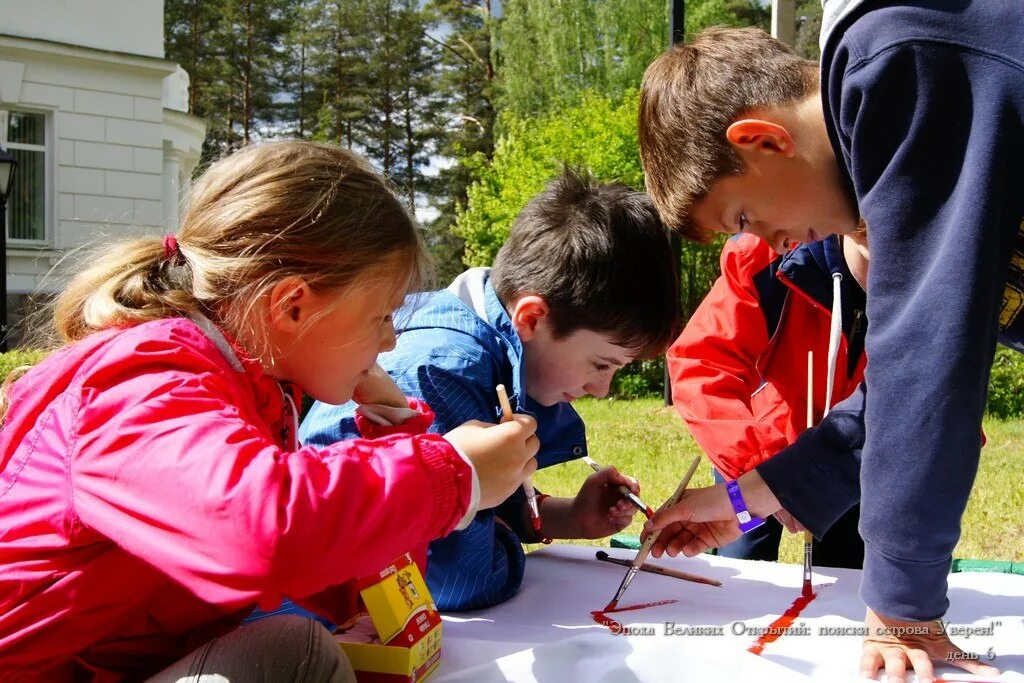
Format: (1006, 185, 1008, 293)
(530, 397, 1024, 565)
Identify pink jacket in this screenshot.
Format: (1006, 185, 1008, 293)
(0, 317, 473, 681)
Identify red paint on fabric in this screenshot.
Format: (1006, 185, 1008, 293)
(590, 598, 679, 632)
(747, 592, 817, 655)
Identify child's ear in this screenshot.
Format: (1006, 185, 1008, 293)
(510, 295, 550, 342)
(726, 119, 797, 158)
(267, 276, 314, 335)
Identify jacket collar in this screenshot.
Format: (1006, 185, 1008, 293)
(777, 235, 854, 311)
(445, 269, 587, 464)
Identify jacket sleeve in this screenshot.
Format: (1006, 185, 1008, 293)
(668, 235, 792, 480)
(69, 336, 474, 611)
(389, 344, 532, 610)
(825, 38, 1018, 621)
(756, 382, 864, 538)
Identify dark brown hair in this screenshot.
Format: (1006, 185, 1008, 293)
(492, 167, 680, 359)
(638, 27, 818, 241)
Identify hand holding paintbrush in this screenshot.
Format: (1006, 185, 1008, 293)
(605, 455, 702, 610)
(496, 384, 543, 534)
(580, 456, 654, 520)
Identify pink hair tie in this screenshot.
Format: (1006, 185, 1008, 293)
(162, 234, 183, 265)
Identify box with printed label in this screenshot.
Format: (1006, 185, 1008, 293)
(335, 553, 443, 683)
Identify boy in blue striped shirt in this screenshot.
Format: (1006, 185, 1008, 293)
(302, 168, 680, 610)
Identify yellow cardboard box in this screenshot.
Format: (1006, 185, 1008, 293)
(335, 553, 443, 683)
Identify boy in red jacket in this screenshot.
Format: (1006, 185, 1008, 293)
(669, 231, 868, 566)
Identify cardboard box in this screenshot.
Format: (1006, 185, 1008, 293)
(335, 553, 443, 682)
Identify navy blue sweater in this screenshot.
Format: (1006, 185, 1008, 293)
(757, 0, 1024, 621)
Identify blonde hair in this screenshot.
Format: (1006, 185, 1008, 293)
(1, 141, 429, 420)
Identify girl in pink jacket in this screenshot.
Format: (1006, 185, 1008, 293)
(0, 141, 539, 682)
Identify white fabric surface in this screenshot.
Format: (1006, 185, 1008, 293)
(434, 545, 1024, 682)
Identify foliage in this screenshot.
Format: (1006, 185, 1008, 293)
(0, 349, 48, 382)
(794, 0, 824, 60)
(421, 0, 500, 282)
(684, 0, 770, 38)
(610, 358, 667, 400)
(496, 0, 668, 119)
(986, 347, 1024, 418)
(454, 89, 646, 266)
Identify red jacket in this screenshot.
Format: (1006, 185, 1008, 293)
(669, 234, 867, 480)
(0, 317, 473, 681)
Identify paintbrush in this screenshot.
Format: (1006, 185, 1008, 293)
(803, 352, 814, 598)
(595, 550, 722, 587)
(581, 456, 655, 519)
(605, 454, 702, 610)
(496, 384, 542, 534)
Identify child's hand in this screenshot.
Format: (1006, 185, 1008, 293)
(641, 484, 741, 557)
(352, 365, 407, 408)
(860, 607, 1000, 683)
(445, 415, 539, 509)
(569, 466, 641, 539)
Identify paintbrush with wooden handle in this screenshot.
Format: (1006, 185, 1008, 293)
(595, 550, 721, 587)
(604, 455, 701, 610)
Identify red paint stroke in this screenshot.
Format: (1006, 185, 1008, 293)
(643, 506, 655, 520)
(532, 517, 542, 532)
(748, 591, 818, 655)
(591, 598, 678, 632)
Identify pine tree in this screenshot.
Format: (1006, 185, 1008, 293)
(392, 0, 442, 210)
(278, 0, 324, 138)
(217, 0, 293, 145)
(165, 0, 231, 160)
(423, 0, 498, 279)
(307, 0, 372, 149)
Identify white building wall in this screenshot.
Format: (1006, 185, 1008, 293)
(0, 37, 204, 298)
(0, 0, 164, 59)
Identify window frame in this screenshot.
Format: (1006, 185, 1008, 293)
(0, 106, 53, 246)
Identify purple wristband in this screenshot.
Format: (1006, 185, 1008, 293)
(725, 480, 765, 533)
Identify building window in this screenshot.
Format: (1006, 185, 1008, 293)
(1, 110, 46, 242)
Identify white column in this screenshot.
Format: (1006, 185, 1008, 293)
(162, 146, 182, 230)
(772, 0, 797, 47)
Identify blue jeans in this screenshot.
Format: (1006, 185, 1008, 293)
(713, 470, 864, 569)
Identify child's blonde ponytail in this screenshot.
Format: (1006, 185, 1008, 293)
(4, 140, 429, 419)
(54, 237, 203, 343)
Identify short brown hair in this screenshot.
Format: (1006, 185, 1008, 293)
(638, 27, 818, 241)
(492, 168, 680, 359)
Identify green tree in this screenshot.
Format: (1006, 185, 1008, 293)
(217, 0, 294, 144)
(392, 0, 443, 210)
(308, 0, 372, 149)
(277, 0, 325, 138)
(165, 0, 232, 160)
(423, 0, 499, 282)
(455, 90, 645, 266)
(497, 0, 668, 118)
(455, 88, 721, 315)
(795, 0, 824, 60)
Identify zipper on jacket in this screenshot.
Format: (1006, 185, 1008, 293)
(847, 309, 866, 378)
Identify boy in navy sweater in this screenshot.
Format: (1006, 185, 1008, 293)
(637, 3, 1022, 680)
